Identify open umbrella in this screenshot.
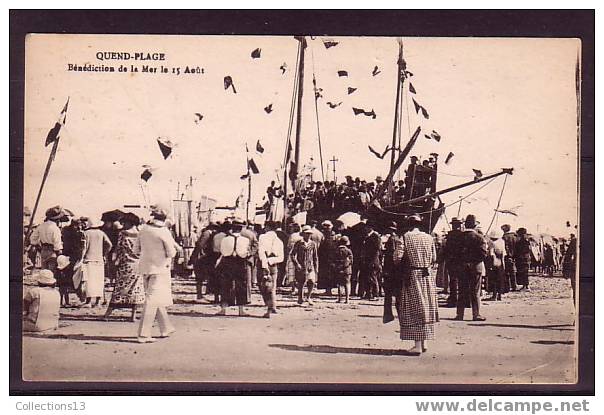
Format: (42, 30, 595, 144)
(337, 212, 362, 229)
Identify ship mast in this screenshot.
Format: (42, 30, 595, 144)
(389, 38, 405, 186)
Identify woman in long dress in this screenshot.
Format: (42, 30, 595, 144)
(104, 213, 145, 321)
(397, 214, 439, 356)
(81, 218, 113, 308)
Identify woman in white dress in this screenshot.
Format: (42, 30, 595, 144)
(81, 218, 113, 307)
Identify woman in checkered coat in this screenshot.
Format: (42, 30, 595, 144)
(397, 214, 439, 356)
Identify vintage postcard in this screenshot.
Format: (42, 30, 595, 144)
(21, 33, 579, 385)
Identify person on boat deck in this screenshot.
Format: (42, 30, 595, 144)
(215, 220, 252, 317)
(404, 156, 419, 199)
(397, 214, 439, 356)
(23, 269, 60, 332)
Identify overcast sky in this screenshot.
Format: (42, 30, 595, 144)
(24, 35, 579, 236)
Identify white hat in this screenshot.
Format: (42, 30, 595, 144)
(36, 269, 56, 285)
(488, 229, 503, 239)
(56, 255, 70, 270)
(87, 218, 104, 229)
(301, 225, 313, 233)
(321, 220, 333, 227)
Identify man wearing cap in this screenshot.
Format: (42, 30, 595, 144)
(23, 269, 61, 332)
(456, 214, 488, 321)
(216, 220, 252, 316)
(29, 206, 67, 271)
(318, 220, 338, 295)
(258, 221, 284, 318)
(501, 224, 518, 291)
(442, 217, 465, 307)
(135, 206, 178, 343)
(291, 225, 319, 305)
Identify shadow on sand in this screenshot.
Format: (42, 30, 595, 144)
(467, 323, 574, 331)
(269, 343, 420, 356)
(23, 332, 140, 344)
(530, 339, 575, 345)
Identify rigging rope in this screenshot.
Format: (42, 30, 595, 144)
(310, 41, 326, 182)
(282, 41, 302, 169)
(485, 173, 509, 234)
(377, 176, 498, 216)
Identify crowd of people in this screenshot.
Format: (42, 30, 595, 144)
(265, 155, 440, 221)
(23, 198, 578, 355)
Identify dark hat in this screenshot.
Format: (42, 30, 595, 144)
(120, 212, 140, 226)
(450, 217, 462, 224)
(338, 236, 350, 246)
(501, 224, 511, 232)
(45, 206, 67, 221)
(465, 214, 478, 228)
(517, 227, 527, 235)
(410, 156, 418, 160)
(375, 176, 383, 182)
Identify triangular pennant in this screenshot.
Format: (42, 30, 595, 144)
(409, 83, 416, 94)
(224, 76, 237, 93)
(157, 137, 173, 159)
(248, 158, 260, 174)
(251, 48, 261, 59)
(337, 70, 348, 77)
(347, 87, 357, 95)
(445, 152, 454, 164)
(141, 168, 153, 182)
(45, 98, 69, 146)
(322, 39, 339, 49)
(256, 140, 265, 154)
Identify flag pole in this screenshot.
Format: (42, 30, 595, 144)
(24, 137, 60, 249)
(246, 143, 251, 223)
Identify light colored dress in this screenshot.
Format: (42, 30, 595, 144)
(82, 228, 112, 298)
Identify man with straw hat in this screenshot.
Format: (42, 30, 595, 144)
(23, 269, 60, 332)
(29, 205, 67, 272)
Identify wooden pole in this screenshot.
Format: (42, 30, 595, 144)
(292, 36, 306, 183)
(390, 39, 404, 180)
(24, 138, 60, 248)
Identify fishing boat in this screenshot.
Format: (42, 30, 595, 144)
(276, 36, 513, 232)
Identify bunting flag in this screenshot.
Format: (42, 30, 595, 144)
(141, 168, 153, 182)
(347, 87, 357, 95)
(322, 39, 339, 49)
(368, 145, 390, 160)
(472, 169, 483, 180)
(566, 221, 572, 227)
(256, 140, 265, 154)
(288, 161, 297, 182)
(157, 137, 174, 159)
(337, 70, 348, 77)
(280, 62, 287, 75)
(495, 209, 518, 217)
(372, 65, 381, 76)
(251, 48, 262, 59)
(412, 98, 429, 119)
(352, 107, 377, 119)
(224, 76, 237, 93)
(240, 173, 249, 180)
(248, 158, 260, 174)
(45, 98, 70, 146)
(409, 83, 417, 94)
(194, 113, 203, 124)
(264, 104, 273, 114)
(445, 152, 454, 164)
(315, 88, 324, 100)
(424, 130, 441, 142)
(327, 101, 342, 109)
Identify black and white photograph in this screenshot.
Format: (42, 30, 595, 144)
(11, 10, 594, 393)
